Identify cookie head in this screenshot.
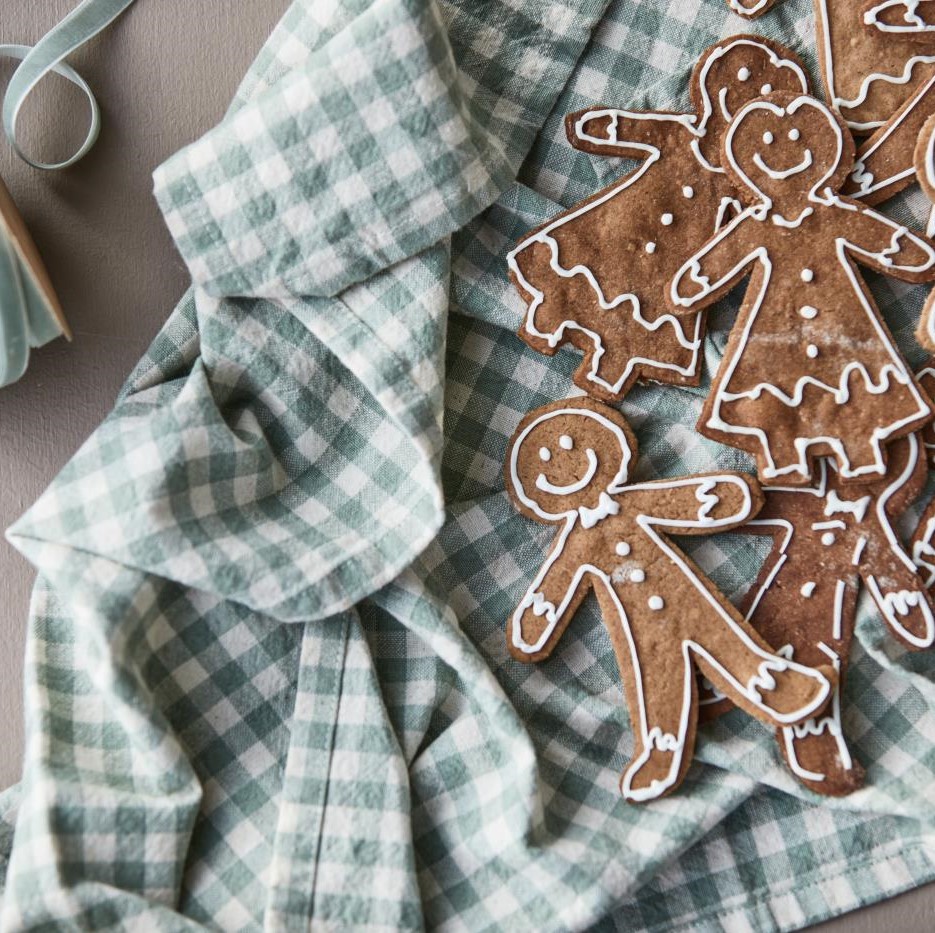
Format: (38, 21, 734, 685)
(691, 37, 809, 144)
(507, 398, 636, 521)
(723, 93, 855, 210)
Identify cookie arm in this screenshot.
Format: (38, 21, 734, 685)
(566, 107, 691, 160)
(669, 209, 760, 312)
(912, 500, 935, 589)
(840, 203, 935, 283)
(861, 531, 935, 649)
(631, 474, 763, 536)
(509, 522, 591, 661)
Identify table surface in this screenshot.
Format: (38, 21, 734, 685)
(0, 2, 933, 930)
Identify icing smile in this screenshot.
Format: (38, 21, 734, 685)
(536, 448, 598, 495)
(753, 149, 813, 179)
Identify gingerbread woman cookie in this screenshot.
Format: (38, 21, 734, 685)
(670, 92, 935, 487)
(506, 396, 835, 802)
(704, 433, 935, 796)
(507, 37, 809, 402)
(816, 0, 935, 133)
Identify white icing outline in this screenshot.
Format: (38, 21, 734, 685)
(753, 148, 813, 180)
(817, 0, 935, 131)
(506, 39, 808, 397)
(671, 95, 935, 482)
(864, 0, 935, 32)
(727, 0, 771, 14)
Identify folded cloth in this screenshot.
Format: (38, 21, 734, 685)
(3, 0, 935, 929)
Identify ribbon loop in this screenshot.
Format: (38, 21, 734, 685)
(1, 0, 137, 170)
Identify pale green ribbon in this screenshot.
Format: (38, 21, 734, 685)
(0, 0, 137, 386)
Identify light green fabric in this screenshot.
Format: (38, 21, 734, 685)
(3, 0, 935, 929)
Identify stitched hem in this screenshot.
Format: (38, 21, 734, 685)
(650, 841, 935, 932)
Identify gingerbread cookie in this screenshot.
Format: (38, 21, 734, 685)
(845, 72, 935, 205)
(670, 92, 935, 487)
(506, 396, 835, 802)
(507, 37, 809, 402)
(816, 0, 935, 133)
(704, 433, 934, 796)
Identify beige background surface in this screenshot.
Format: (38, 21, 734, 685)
(0, 2, 933, 930)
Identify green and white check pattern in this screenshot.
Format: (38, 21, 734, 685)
(3, 0, 935, 928)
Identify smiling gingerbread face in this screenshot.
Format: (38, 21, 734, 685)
(723, 93, 855, 212)
(507, 398, 636, 521)
(691, 38, 809, 146)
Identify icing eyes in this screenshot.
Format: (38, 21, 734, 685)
(788, 128, 800, 141)
(559, 434, 573, 450)
(737, 67, 751, 81)
(762, 131, 774, 144)
(539, 447, 551, 462)
(761, 83, 772, 94)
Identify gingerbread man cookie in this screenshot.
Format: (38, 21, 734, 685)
(506, 396, 835, 802)
(816, 0, 935, 133)
(704, 433, 934, 796)
(670, 92, 935, 487)
(507, 37, 809, 402)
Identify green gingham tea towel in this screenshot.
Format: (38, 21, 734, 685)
(3, 0, 935, 929)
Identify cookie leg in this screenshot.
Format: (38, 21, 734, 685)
(772, 637, 863, 795)
(687, 608, 834, 728)
(619, 640, 697, 803)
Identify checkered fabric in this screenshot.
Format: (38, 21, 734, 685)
(3, 0, 935, 929)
